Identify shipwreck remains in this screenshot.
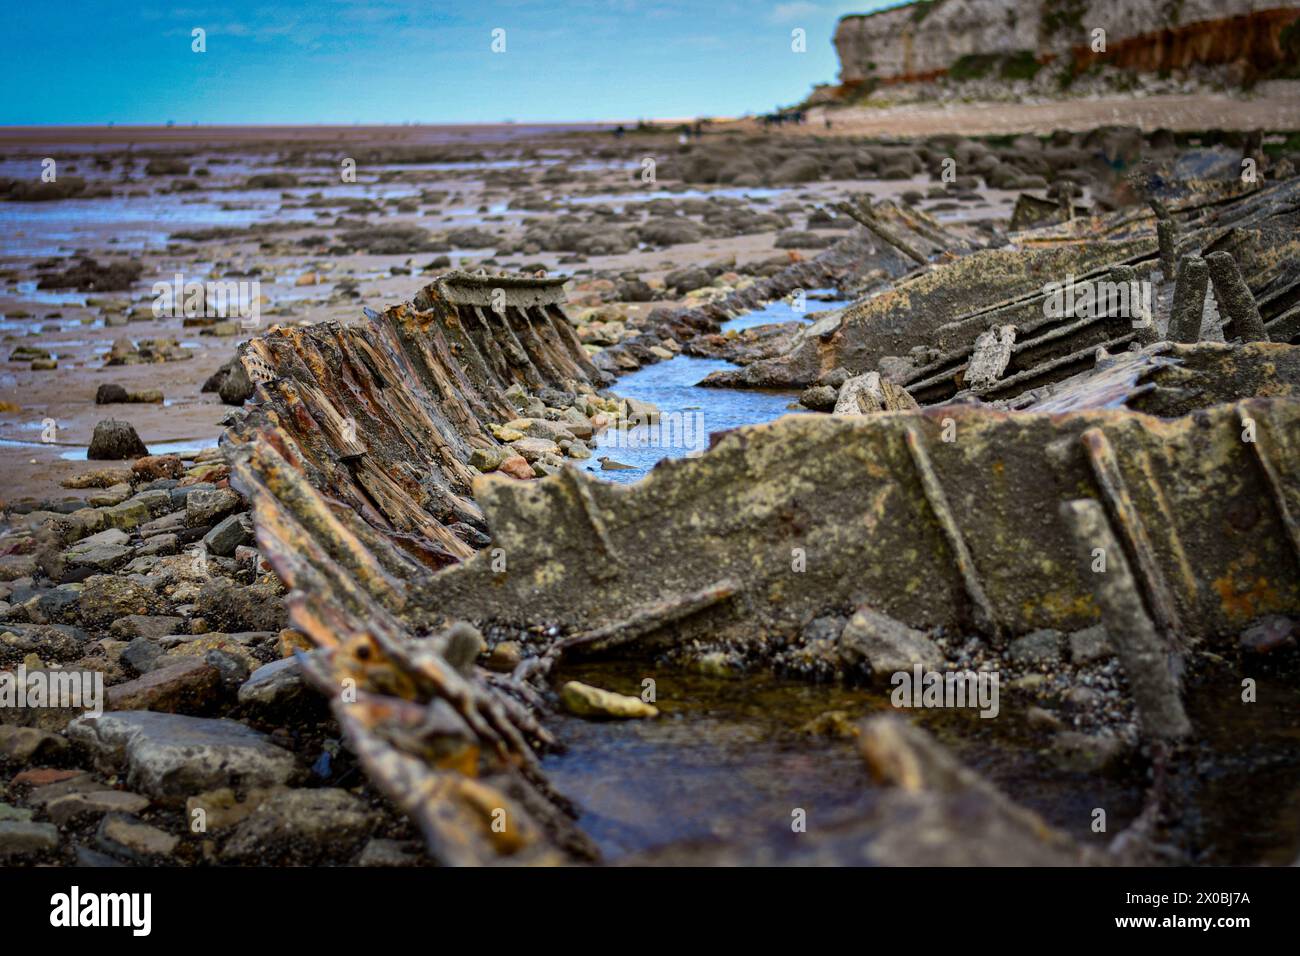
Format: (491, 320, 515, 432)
(222, 161, 1300, 865)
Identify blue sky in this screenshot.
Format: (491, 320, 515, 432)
(1, 1, 896, 125)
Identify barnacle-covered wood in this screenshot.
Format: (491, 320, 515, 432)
(419, 399, 1300, 647)
(703, 177, 1300, 400)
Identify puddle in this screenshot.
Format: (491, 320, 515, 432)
(543, 660, 887, 858)
(720, 290, 852, 332)
(57, 437, 218, 460)
(590, 354, 801, 482)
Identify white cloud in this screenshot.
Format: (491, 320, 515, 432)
(768, 2, 820, 22)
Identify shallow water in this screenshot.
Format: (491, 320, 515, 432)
(719, 289, 851, 332)
(587, 354, 802, 483)
(543, 660, 889, 857)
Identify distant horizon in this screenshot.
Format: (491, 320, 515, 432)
(1, 1, 892, 127)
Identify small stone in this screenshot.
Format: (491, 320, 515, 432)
(66, 711, 298, 804)
(357, 837, 425, 867)
(484, 640, 522, 671)
(1239, 615, 1297, 654)
(46, 790, 150, 826)
(837, 605, 942, 677)
(220, 788, 375, 864)
(132, 454, 184, 481)
(561, 680, 658, 719)
(105, 658, 223, 714)
(0, 725, 69, 763)
(1061, 686, 1102, 712)
(0, 820, 59, 859)
(0, 802, 33, 822)
(1068, 625, 1113, 664)
(186, 487, 242, 528)
(203, 513, 252, 557)
(1009, 629, 1064, 666)
(11, 767, 85, 789)
(497, 455, 535, 480)
(469, 446, 509, 472)
(1051, 731, 1127, 773)
(509, 436, 559, 463)
(1026, 706, 1064, 731)
(96, 813, 177, 860)
(237, 657, 317, 717)
(109, 615, 186, 641)
(87, 420, 149, 460)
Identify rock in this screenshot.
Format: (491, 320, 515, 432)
(799, 710, 859, 738)
(509, 436, 559, 462)
(137, 533, 179, 557)
(87, 420, 149, 460)
(357, 837, 425, 867)
(96, 814, 177, 861)
(109, 615, 186, 641)
(219, 361, 253, 406)
(1025, 706, 1064, 731)
(100, 497, 151, 531)
(619, 396, 660, 424)
(220, 788, 375, 864)
(66, 711, 298, 803)
(799, 384, 839, 411)
(469, 446, 510, 473)
(0, 802, 33, 822)
(186, 487, 241, 528)
(104, 658, 223, 714)
(484, 640, 522, 671)
(94, 383, 129, 404)
(1008, 629, 1064, 666)
(78, 575, 162, 626)
(0, 820, 59, 859)
(203, 513, 252, 557)
(237, 657, 316, 717)
(132, 454, 183, 481)
(121, 637, 166, 674)
(1050, 731, 1128, 773)
(837, 605, 942, 677)
(0, 725, 69, 763)
(195, 579, 286, 633)
(1067, 625, 1113, 664)
(185, 787, 279, 831)
(163, 633, 260, 675)
(560, 680, 658, 719)
(45, 790, 150, 826)
(1239, 615, 1297, 654)
(62, 528, 132, 572)
(506, 418, 576, 442)
(497, 455, 535, 480)
(11, 768, 87, 791)
(432, 622, 484, 677)
(965, 325, 1016, 389)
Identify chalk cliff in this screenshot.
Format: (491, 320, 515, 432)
(833, 0, 1300, 85)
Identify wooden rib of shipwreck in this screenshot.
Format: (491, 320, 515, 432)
(228, 271, 609, 571)
(702, 175, 1300, 405)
